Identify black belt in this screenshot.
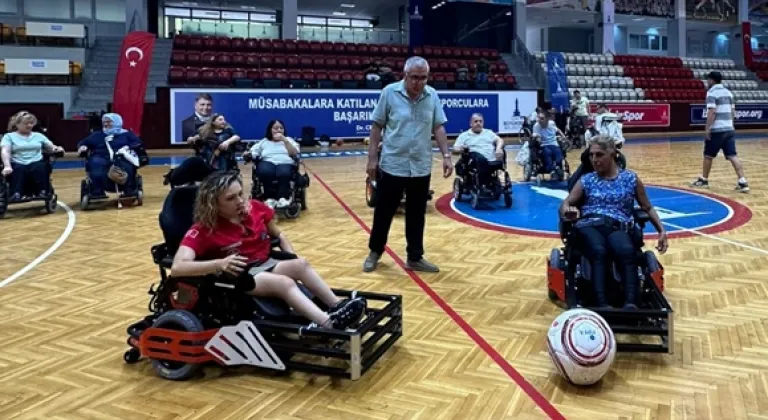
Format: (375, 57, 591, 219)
(577, 214, 633, 232)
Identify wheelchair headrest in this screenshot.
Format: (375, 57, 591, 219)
(159, 185, 199, 255)
(167, 156, 213, 186)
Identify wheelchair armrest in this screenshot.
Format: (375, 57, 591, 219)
(242, 152, 253, 163)
(46, 150, 65, 159)
(151, 243, 172, 266)
(633, 208, 650, 224)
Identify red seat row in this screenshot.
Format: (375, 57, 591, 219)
(632, 77, 705, 90)
(167, 66, 516, 88)
(172, 36, 501, 60)
(644, 89, 706, 101)
(614, 54, 684, 68)
(622, 66, 693, 79)
(169, 51, 509, 73)
(755, 70, 768, 82)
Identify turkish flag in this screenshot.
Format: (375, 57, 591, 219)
(112, 31, 155, 137)
(742, 22, 754, 69)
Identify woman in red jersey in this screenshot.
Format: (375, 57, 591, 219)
(171, 170, 365, 330)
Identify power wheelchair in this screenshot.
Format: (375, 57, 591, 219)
(123, 184, 402, 381)
(365, 142, 435, 209)
(452, 148, 513, 209)
(242, 144, 310, 220)
(79, 147, 149, 210)
(0, 149, 64, 218)
(521, 136, 571, 186)
(565, 111, 586, 151)
(546, 161, 673, 354)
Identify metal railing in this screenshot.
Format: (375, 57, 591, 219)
(512, 34, 545, 88)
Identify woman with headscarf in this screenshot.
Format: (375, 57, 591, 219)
(77, 113, 144, 199)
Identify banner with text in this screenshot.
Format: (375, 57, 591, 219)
(588, 103, 670, 127)
(169, 89, 538, 144)
(690, 103, 768, 125)
(546, 52, 570, 114)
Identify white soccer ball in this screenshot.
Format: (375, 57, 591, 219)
(546, 308, 617, 386)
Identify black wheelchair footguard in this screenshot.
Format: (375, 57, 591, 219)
(79, 147, 149, 210)
(452, 148, 513, 209)
(522, 137, 571, 185)
(243, 152, 309, 219)
(0, 150, 64, 217)
(547, 209, 674, 354)
(123, 243, 403, 381)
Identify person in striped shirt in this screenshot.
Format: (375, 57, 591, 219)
(690, 71, 749, 193)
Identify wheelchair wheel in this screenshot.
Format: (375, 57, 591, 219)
(548, 248, 563, 302)
(0, 180, 7, 218)
(44, 194, 58, 214)
(365, 177, 377, 208)
(452, 178, 464, 202)
(136, 177, 144, 206)
(80, 179, 90, 210)
(523, 161, 533, 182)
(149, 310, 205, 381)
(124, 348, 141, 364)
(298, 188, 307, 210)
(503, 192, 512, 208)
(284, 203, 300, 219)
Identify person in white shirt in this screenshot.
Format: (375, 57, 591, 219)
(532, 111, 567, 180)
(249, 120, 301, 208)
(570, 90, 590, 133)
(452, 113, 504, 187)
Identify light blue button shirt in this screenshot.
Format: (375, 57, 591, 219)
(371, 81, 448, 178)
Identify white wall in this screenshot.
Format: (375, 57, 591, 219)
(0, 45, 85, 63)
(526, 27, 542, 52)
(0, 86, 77, 113)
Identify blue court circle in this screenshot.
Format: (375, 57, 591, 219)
(436, 182, 752, 239)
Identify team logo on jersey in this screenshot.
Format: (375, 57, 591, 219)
(436, 183, 752, 239)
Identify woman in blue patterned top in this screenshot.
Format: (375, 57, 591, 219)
(559, 135, 668, 309)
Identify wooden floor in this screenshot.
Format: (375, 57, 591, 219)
(2, 139, 768, 420)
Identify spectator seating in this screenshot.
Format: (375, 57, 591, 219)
(534, 52, 768, 104)
(168, 35, 516, 90)
(0, 59, 82, 85)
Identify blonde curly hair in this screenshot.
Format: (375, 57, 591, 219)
(194, 170, 250, 230)
(7, 110, 37, 132)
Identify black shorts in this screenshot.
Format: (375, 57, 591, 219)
(234, 259, 279, 292)
(704, 131, 737, 158)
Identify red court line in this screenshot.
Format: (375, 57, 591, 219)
(307, 167, 566, 420)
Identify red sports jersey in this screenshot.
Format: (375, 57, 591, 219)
(180, 200, 275, 263)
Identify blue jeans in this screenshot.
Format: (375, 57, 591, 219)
(577, 224, 638, 306)
(541, 145, 563, 172)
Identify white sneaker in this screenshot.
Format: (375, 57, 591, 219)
(277, 198, 291, 208)
(265, 199, 277, 208)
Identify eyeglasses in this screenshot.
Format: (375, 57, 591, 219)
(407, 74, 428, 81)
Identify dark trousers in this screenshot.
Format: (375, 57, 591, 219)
(468, 152, 502, 186)
(87, 156, 137, 196)
(368, 171, 431, 261)
(577, 224, 638, 306)
(10, 160, 49, 197)
(257, 161, 294, 199)
(541, 145, 563, 172)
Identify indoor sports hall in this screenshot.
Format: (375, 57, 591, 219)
(2, 0, 768, 419)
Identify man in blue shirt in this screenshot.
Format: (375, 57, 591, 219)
(364, 56, 452, 273)
(532, 111, 566, 181)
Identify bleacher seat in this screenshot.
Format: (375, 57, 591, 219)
(535, 52, 768, 104)
(168, 35, 515, 90)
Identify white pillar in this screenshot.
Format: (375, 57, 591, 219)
(594, 0, 615, 54)
(515, 0, 526, 46)
(282, 0, 298, 40)
(729, 0, 749, 63)
(126, 0, 148, 32)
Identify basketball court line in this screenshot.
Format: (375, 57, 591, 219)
(0, 201, 77, 288)
(661, 220, 768, 256)
(306, 165, 567, 420)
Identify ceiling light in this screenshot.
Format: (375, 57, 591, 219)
(333, 11, 346, 16)
(340, 3, 355, 7)
(633, 18, 644, 21)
